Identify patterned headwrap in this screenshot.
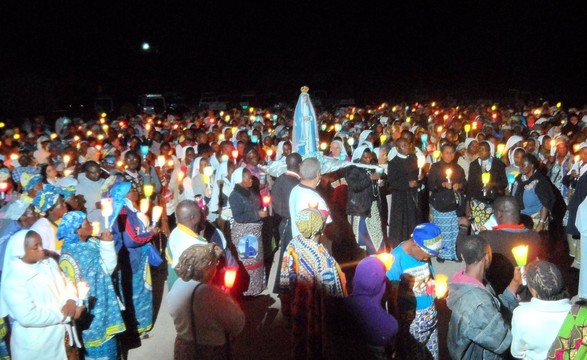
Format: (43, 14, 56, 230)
(295, 208, 325, 239)
(57, 211, 86, 245)
(174, 243, 222, 282)
(21, 173, 42, 192)
(100, 174, 126, 198)
(32, 188, 61, 213)
(107, 181, 132, 228)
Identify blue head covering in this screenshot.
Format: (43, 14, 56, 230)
(32, 188, 61, 213)
(21, 173, 42, 192)
(57, 211, 87, 244)
(108, 181, 131, 228)
(412, 223, 443, 256)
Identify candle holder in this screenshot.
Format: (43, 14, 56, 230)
(262, 196, 271, 212)
(512, 245, 529, 286)
(100, 198, 113, 229)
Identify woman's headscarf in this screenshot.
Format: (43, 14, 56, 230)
(352, 145, 370, 163)
(330, 140, 348, 159)
(57, 211, 86, 245)
(20, 173, 42, 193)
(464, 138, 477, 150)
(174, 243, 222, 282)
(504, 135, 523, 153)
(295, 208, 325, 239)
(275, 141, 286, 161)
(482, 140, 495, 157)
(190, 157, 203, 178)
(358, 130, 373, 147)
(108, 182, 132, 228)
(32, 188, 60, 214)
(509, 146, 526, 168)
(231, 167, 245, 186)
(0, 230, 33, 317)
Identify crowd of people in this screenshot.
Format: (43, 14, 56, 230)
(0, 97, 585, 359)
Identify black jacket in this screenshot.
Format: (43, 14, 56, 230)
(345, 165, 377, 217)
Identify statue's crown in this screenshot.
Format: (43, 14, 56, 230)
(300, 86, 309, 94)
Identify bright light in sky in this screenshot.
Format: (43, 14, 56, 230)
(142, 42, 150, 51)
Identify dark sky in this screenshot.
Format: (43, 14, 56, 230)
(1, 1, 587, 107)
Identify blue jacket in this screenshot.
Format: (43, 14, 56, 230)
(446, 274, 518, 360)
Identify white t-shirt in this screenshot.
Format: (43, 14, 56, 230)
(288, 184, 332, 238)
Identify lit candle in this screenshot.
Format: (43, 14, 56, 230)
(177, 168, 186, 183)
(437, 125, 443, 134)
(472, 122, 478, 130)
(512, 245, 529, 285)
(376, 252, 395, 271)
(347, 138, 355, 146)
(140, 145, 149, 158)
(224, 268, 237, 290)
(63, 154, 71, 167)
(482, 172, 491, 197)
(308, 200, 319, 209)
(445, 168, 453, 184)
(435, 273, 448, 299)
(167, 159, 174, 168)
(496, 144, 505, 159)
(380, 134, 387, 144)
(203, 166, 214, 190)
(50, 133, 58, 140)
(0, 182, 8, 199)
(464, 124, 471, 137)
(334, 123, 342, 132)
(157, 155, 166, 168)
(575, 155, 580, 163)
(151, 206, 163, 227)
(433, 150, 441, 162)
(262, 195, 271, 211)
(101, 198, 113, 229)
(417, 158, 426, 177)
(140, 198, 150, 214)
(91, 221, 100, 237)
(320, 142, 327, 151)
(232, 150, 239, 164)
(64, 169, 73, 177)
(266, 149, 274, 159)
(143, 184, 154, 198)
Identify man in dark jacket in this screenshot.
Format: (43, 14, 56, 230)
(447, 235, 521, 359)
(270, 153, 302, 292)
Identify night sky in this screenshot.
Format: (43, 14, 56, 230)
(1, 1, 587, 112)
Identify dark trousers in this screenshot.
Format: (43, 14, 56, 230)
(273, 218, 292, 293)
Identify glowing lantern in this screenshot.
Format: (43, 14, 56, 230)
(433, 150, 441, 160)
(320, 142, 327, 151)
(50, 133, 58, 140)
(140, 198, 150, 214)
(437, 125, 443, 133)
(63, 155, 71, 167)
(380, 134, 387, 143)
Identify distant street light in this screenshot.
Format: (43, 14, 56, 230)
(142, 42, 150, 51)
